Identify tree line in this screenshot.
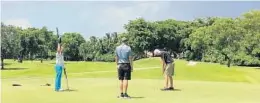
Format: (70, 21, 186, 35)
(1, 10, 260, 69)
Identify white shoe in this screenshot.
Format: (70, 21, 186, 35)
(55, 88, 64, 92)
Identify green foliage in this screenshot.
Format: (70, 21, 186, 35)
(188, 10, 260, 66)
(1, 23, 22, 59)
(62, 32, 86, 61)
(1, 23, 22, 69)
(1, 10, 260, 67)
(124, 18, 156, 54)
(94, 53, 115, 62)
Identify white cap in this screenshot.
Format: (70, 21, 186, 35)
(154, 49, 161, 55)
(121, 37, 127, 42)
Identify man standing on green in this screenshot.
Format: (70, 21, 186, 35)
(154, 49, 175, 91)
(115, 37, 133, 98)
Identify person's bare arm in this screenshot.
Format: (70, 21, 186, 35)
(115, 56, 118, 65)
(129, 56, 133, 72)
(57, 44, 61, 54)
(129, 48, 133, 72)
(161, 55, 166, 74)
(115, 49, 118, 69)
(162, 60, 166, 74)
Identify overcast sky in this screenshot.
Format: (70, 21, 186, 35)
(2, 1, 260, 39)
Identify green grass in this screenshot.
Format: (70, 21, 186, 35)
(2, 58, 260, 83)
(1, 58, 260, 103)
(2, 78, 260, 103)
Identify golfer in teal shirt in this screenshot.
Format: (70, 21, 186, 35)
(115, 37, 133, 98)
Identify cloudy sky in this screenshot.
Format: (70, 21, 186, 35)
(1, 1, 260, 39)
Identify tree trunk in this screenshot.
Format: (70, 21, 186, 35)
(41, 53, 43, 63)
(227, 59, 231, 67)
(221, 52, 231, 68)
(1, 57, 4, 70)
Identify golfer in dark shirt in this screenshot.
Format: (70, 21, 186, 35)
(154, 49, 175, 91)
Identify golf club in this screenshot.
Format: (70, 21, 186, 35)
(56, 27, 61, 44)
(64, 67, 70, 90)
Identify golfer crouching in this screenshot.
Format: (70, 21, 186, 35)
(154, 49, 175, 91)
(54, 43, 65, 91)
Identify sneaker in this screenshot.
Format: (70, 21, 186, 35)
(119, 93, 124, 98)
(55, 88, 64, 92)
(160, 88, 170, 91)
(168, 87, 174, 90)
(124, 93, 131, 99)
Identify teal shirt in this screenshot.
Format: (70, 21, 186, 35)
(115, 43, 132, 63)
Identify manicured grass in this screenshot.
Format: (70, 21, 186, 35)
(2, 58, 260, 83)
(1, 58, 260, 103)
(2, 78, 260, 103)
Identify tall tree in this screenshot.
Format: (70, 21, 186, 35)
(124, 18, 156, 58)
(62, 32, 86, 61)
(1, 23, 21, 69)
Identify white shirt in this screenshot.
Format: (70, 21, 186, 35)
(56, 52, 64, 68)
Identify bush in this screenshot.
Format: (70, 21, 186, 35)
(95, 53, 115, 62)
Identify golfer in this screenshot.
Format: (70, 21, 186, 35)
(115, 37, 133, 98)
(154, 49, 175, 91)
(54, 43, 65, 91)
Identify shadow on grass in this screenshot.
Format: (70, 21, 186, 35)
(50, 63, 70, 64)
(131, 96, 145, 99)
(4, 63, 12, 66)
(239, 65, 260, 69)
(60, 89, 78, 92)
(2, 68, 28, 70)
(173, 89, 182, 91)
(162, 89, 182, 92)
(117, 96, 145, 99)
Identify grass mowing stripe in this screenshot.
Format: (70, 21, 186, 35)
(2, 58, 260, 83)
(69, 67, 160, 74)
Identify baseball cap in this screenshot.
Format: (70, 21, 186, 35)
(121, 37, 127, 42)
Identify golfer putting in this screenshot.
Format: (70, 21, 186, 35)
(115, 37, 133, 98)
(154, 49, 175, 91)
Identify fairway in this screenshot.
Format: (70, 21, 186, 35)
(1, 58, 260, 103)
(2, 78, 260, 103)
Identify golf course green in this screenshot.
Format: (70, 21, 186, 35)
(1, 58, 260, 103)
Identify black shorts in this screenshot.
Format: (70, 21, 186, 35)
(117, 63, 131, 80)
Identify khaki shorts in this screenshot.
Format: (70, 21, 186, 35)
(164, 63, 174, 76)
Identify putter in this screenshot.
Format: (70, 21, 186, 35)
(56, 27, 61, 44)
